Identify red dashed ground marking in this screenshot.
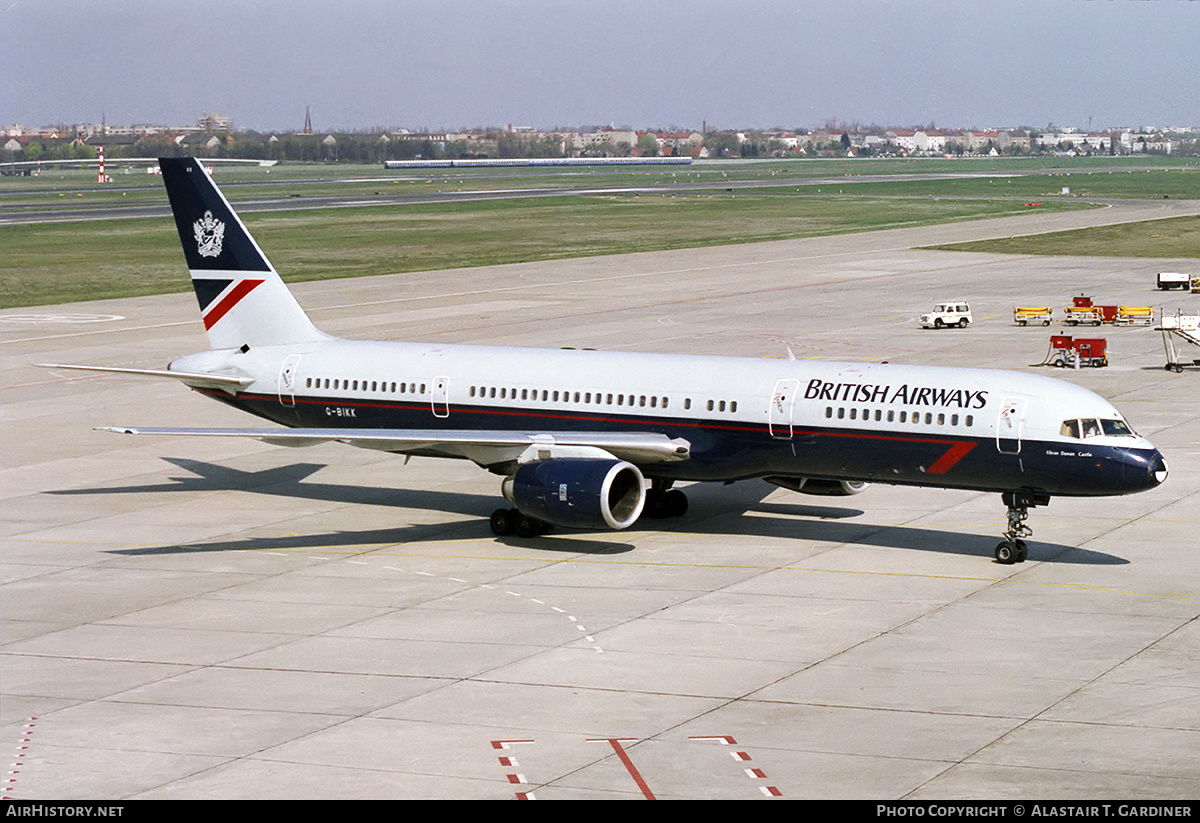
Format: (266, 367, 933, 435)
(4, 719, 36, 799)
(488, 734, 782, 799)
(691, 735, 782, 797)
(492, 740, 537, 800)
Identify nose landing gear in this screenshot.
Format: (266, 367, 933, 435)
(996, 491, 1049, 564)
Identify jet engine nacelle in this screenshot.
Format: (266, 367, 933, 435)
(502, 459, 646, 530)
(765, 476, 870, 496)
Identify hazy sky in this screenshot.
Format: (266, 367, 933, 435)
(3, 0, 1197, 133)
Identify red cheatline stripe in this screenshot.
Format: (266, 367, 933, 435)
(926, 440, 978, 474)
(202, 279, 264, 330)
(204, 389, 982, 476)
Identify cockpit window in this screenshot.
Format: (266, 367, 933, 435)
(1101, 419, 1133, 436)
(1061, 418, 1135, 439)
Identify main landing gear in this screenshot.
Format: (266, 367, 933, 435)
(995, 491, 1049, 564)
(489, 507, 550, 538)
(643, 479, 689, 520)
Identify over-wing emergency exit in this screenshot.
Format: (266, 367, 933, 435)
(42, 158, 1168, 563)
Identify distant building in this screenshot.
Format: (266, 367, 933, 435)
(179, 132, 225, 154)
(573, 128, 638, 153)
(649, 131, 704, 154)
(198, 113, 234, 133)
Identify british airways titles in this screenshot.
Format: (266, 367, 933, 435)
(804, 379, 990, 409)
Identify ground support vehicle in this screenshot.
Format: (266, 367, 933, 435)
(1063, 305, 1102, 326)
(1159, 312, 1200, 372)
(1014, 307, 1052, 326)
(1157, 272, 1191, 290)
(920, 301, 972, 329)
(1040, 335, 1108, 368)
(1115, 306, 1155, 326)
(1065, 295, 1122, 326)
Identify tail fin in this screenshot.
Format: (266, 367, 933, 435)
(158, 157, 326, 350)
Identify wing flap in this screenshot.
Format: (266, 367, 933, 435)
(97, 426, 692, 467)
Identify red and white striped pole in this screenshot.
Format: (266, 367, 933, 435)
(97, 144, 110, 182)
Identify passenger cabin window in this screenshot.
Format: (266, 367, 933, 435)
(822, 406, 975, 429)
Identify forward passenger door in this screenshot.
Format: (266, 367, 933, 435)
(769, 379, 799, 439)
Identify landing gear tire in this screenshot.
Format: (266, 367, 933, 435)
(665, 489, 688, 518)
(490, 507, 551, 539)
(489, 508, 518, 537)
(515, 513, 548, 538)
(994, 539, 1029, 565)
(644, 486, 689, 520)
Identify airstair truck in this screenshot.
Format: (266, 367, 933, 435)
(1159, 311, 1200, 372)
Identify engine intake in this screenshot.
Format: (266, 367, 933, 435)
(503, 459, 646, 530)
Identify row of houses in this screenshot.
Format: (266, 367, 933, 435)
(3, 129, 240, 157)
(782, 128, 1165, 156)
(361, 126, 1187, 158)
(3, 117, 1193, 160)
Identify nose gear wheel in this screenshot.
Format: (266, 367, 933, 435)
(995, 491, 1048, 564)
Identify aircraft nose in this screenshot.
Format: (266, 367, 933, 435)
(1149, 451, 1168, 487)
(1126, 447, 1168, 490)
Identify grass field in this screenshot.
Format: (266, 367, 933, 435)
(2, 192, 1084, 308)
(2, 156, 1197, 309)
(927, 214, 1200, 258)
(4, 154, 1195, 211)
(774, 166, 1200, 201)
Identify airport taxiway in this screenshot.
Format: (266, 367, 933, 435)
(3, 202, 1199, 799)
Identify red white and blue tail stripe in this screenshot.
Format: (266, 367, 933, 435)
(158, 157, 326, 350)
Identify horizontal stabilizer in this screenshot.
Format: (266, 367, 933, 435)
(97, 426, 692, 467)
(39, 364, 253, 392)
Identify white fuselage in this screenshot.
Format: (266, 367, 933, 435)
(173, 337, 1163, 496)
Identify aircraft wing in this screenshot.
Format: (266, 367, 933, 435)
(97, 426, 692, 469)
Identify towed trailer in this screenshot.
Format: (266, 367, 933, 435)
(1115, 305, 1155, 326)
(1064, 295, 1106, 326)
(1013, 307, 1053, 326)
(1159, 311, 1200, 372)
(1064, 296, 1153, 326)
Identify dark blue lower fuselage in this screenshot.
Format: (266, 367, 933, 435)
(199, 387, 1165, 499)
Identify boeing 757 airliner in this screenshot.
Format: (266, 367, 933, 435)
(43, 158, 1168, 563)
